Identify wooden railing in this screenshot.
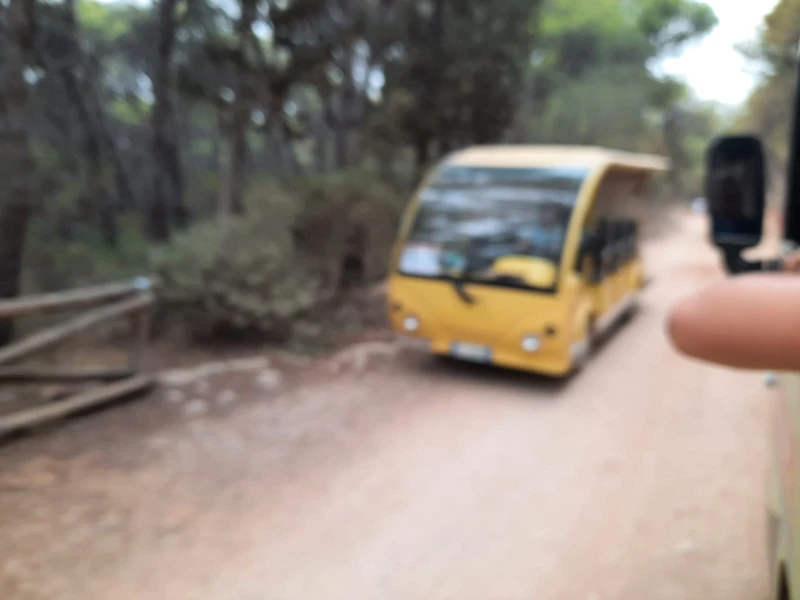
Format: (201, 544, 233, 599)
(0, 277, 157, 436)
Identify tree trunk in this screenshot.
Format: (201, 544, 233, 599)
(149, 0, 186, 240)
(313, 117, 330, 173)
(0, 0, 36, 345)
(83, 70, 137, 214)
(228, 106, 248, 215)
(217, 105, 248, 217)
(662, 108, 686, 195)
(414, 134, 430, 183)
(110, 143, 137, 212)
(330, 43, 361, 169)
(334, 124, 349, 169)
(262, 126, 279, 173)
(59, 0, 118, 246)
(61, 72, 118, 245)
(279, 128, 301, 175)
(216, 0, 255, 218)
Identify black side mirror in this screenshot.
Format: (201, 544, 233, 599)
(705, 135, 766, 250)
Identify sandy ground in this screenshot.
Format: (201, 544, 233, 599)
(0, 212, 776, 600)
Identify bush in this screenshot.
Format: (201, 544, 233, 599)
(289, 169, 404, 292)
(153, 186, 322, 341)
(146, 170, 404, 343)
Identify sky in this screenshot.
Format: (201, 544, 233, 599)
(657, 0, 781, 107)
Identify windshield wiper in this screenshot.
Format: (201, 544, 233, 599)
(451, 246, 477, 305)
(452, 276, 476, 304)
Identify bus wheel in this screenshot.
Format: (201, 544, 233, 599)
(777, 565, 790, 600)
(571, 318, 595, 373)
(588, 316, 601, 351)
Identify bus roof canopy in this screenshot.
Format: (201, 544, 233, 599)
(445, 145, 669, 173)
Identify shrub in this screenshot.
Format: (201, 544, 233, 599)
(153, 189, 321, 341)
(150, 170, 405, 343)
(290, 169, 403, 292)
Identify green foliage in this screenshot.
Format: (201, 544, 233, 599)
(107, 98, 149, 126)
(153, 170, 403, 341)
(737, 0, 800, 196)
(672, 98, 724, 194)
(635, 0, 718, 52)
(381, 0, 544, 162)
(742, 0, 800, 73)
(153, 212, 321, 341)
(529, 65, 655, 149)
(737, 71, 797, 197)
(533, 0, 716, 87)
(77, 0, 146, 44)
(23, 216, 152, 293)
(521, 0, 718, 191)
(291, 168, 404, 285)
(13, 0, 726, 351)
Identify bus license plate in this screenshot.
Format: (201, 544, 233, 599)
(450, 342, 492, 363)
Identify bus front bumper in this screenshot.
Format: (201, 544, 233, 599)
(393, 331, 575, 377)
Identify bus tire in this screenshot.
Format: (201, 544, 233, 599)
(588, 315, 601, 351)
(623, 295, 641, 323)
(777, 564, 790, 600)
(571, 317, 595, 374)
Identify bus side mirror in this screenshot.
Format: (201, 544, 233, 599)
(705, 135, 767, 253)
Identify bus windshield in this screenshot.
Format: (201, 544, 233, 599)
(398, 165, 589, 288)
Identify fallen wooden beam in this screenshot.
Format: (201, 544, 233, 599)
(0, 374, 155, 435)
(0, 277, 156, 320)
(0, 367, 135, 384)
(0, 292, 154, 366)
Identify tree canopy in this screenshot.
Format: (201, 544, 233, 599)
(0, 0, 721, 342)
(736, 0, 800, 202)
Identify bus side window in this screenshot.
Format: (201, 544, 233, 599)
(628, 219, 639, 261)
(610, 218, 632, 269)
(625, 222, 633, 261)
(577, 226, 598, 278)
(596, 219, 613, 280)
(606, 220, 620, 273)
(613, 219, 628, 267)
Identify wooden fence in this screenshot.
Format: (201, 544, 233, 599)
(0, 278, 157, 436)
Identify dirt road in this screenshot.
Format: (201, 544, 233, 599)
(0, 213, 774, 600)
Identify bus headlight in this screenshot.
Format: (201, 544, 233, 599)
(403, 316, 420, 332)
(521, 335, 541, 353)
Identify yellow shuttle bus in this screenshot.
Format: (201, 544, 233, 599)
(387, 145, 668, 377)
